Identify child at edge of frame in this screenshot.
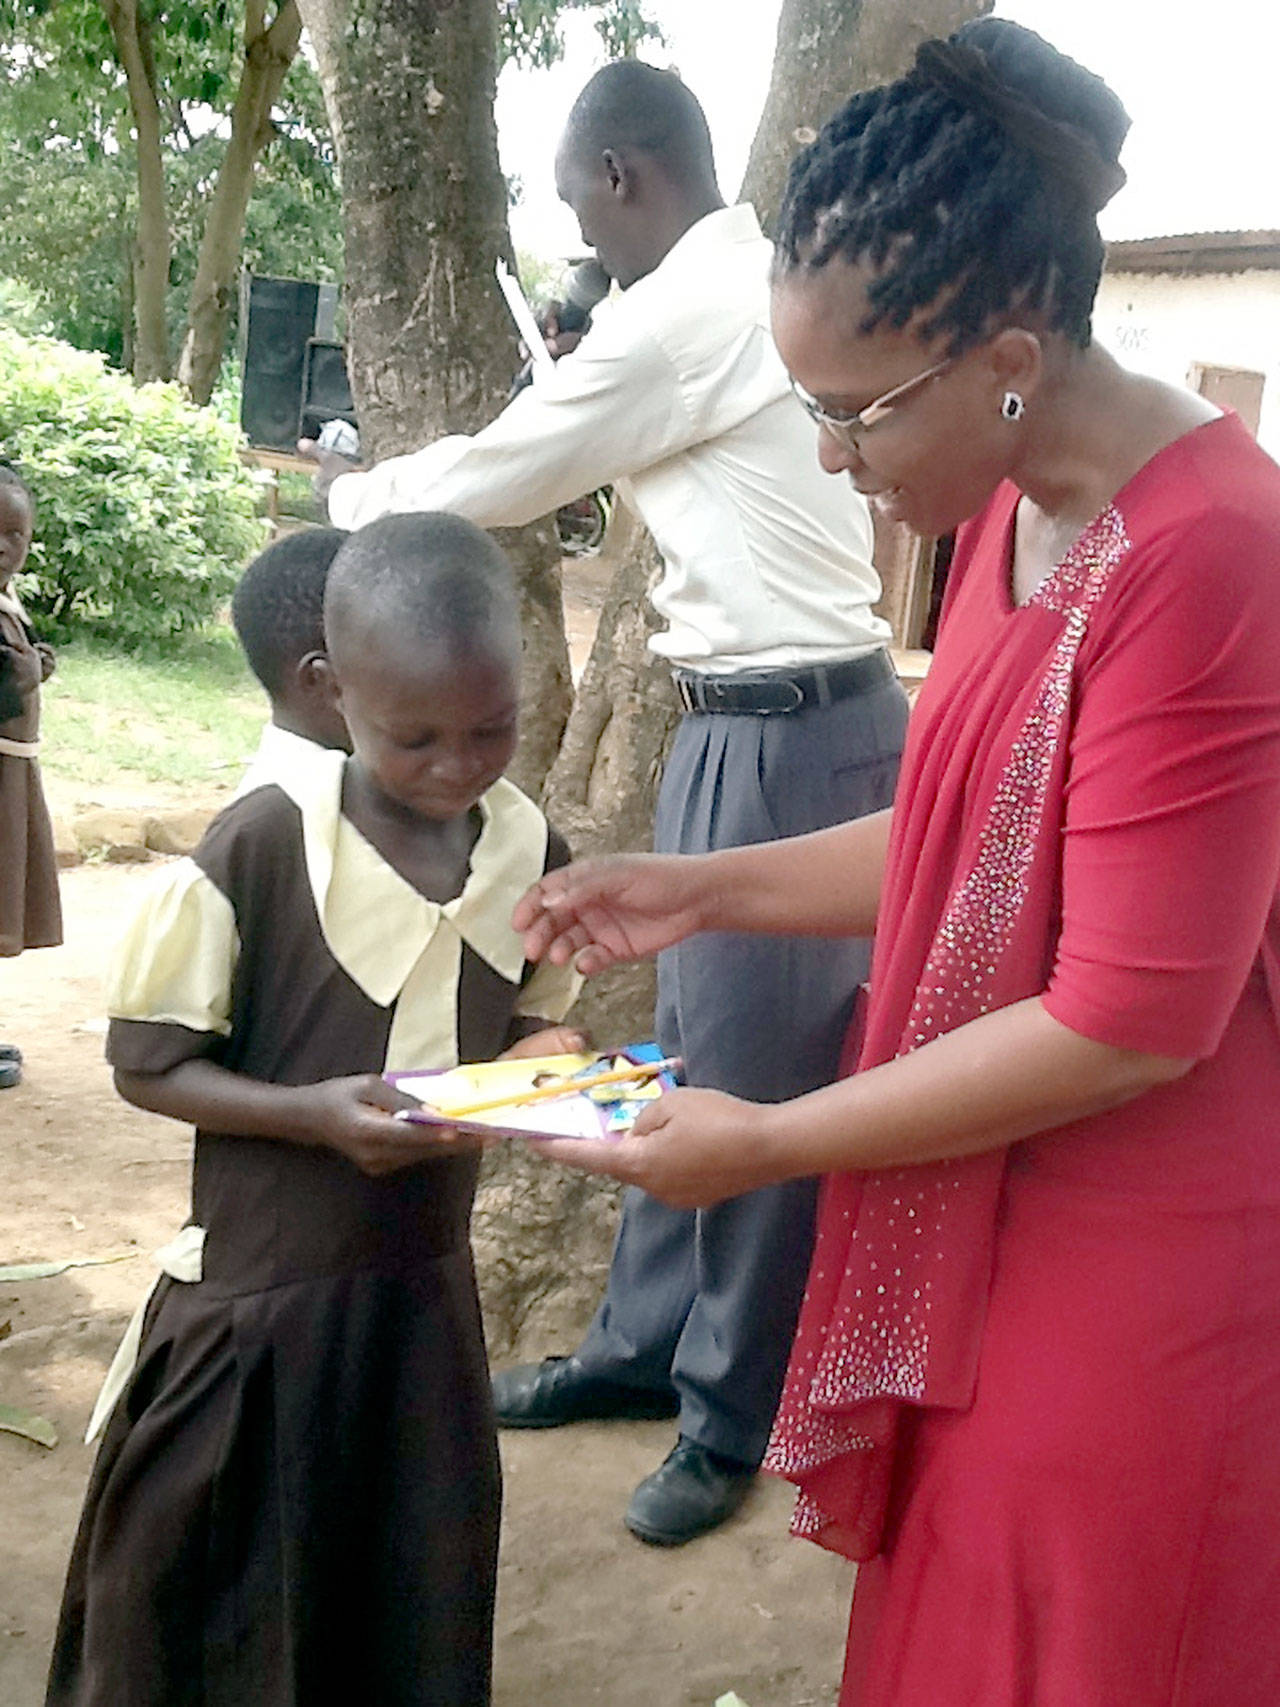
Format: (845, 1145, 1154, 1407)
(44, 511, 586, 1707)
(0, 459, 62, 1090)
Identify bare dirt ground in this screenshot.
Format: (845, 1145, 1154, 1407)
(0, 558, 853, 1707)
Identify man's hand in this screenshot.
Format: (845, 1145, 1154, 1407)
(309, 1073, 482, 1175)
(296, 439, 365, 505)
(499, 1024, 591, 1061)
(541, 304, 585, 361)
(513, 852, 712, 975)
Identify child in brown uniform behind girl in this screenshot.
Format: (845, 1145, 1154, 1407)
(46, 512, 584, 1707)
(0, 461, 61, 1090)
(230, 525, 353, 789)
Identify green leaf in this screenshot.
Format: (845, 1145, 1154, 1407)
(0, 1405, 58, 1449)
(0, 1253, 136, 1281)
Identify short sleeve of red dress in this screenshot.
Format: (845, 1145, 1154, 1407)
(1043, 424, 1280, 1060)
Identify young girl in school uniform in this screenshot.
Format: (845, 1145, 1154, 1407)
(46, 512, 583, 1707)
(0, 461, 61, 1089)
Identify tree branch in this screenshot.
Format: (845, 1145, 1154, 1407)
(101, 0, 172, 380)
(174, 0, 304, 401)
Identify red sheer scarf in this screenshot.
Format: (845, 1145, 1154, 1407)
(764, 494, 1133, 1561)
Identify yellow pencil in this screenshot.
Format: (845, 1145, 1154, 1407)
(432, 1056, 682, 1121)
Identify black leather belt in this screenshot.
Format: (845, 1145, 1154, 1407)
(672, 648, 894, 716)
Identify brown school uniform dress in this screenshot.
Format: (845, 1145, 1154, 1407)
(0, 594, 61, 956)
(45, 752, 579, 1707)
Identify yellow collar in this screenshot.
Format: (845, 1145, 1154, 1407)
(274, 751, 546, 1008)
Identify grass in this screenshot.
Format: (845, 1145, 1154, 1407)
(276, 469, 323, 521)
(39, 626, 268, 796)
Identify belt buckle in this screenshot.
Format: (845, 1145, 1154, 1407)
(756, 677, 805, 715)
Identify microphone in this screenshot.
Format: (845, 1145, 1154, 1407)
(556, 259, 611, 335)
(507, 258, 612, 400)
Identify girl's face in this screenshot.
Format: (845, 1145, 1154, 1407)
(0, 486, 34, 588)
(771, 257, 1033, 540)
(333, 639, 520, 823)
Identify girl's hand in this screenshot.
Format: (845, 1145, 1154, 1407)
(309, 1074, 483, 1175)
(34, 642, 56, 681)
(513, 853, 711, 976)
(527, 1086, 790, 1209)
(499, 1025, 590, 1061)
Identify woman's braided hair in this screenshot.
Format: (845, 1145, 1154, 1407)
(774, 19, 1131, 354)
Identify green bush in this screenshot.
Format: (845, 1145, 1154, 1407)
(0, 277, 53, 338)
(0, 327, 267, 642)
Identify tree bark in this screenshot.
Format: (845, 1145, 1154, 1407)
(102, 0, 172, 381)
(741, 0, 993, 233)
(296, 0, 572, 795)
(739, 0, 993, 641)
(541, 510, 674, 1041)
(177, 1, 304, 405)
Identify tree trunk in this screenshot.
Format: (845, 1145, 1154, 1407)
(541, 509, 674, 1043)
(177, 1, 304, 406)
(741, 0, 993, 232)
(739, 0, 993, 640)
(295, 0, 572, 796)
(102, 0, 171, 381)
(119, 199, 136, 374)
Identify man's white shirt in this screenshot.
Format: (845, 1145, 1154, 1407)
(329, 203, 889, 674)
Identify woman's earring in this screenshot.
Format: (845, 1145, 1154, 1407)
(1001, 391, 1026, 422)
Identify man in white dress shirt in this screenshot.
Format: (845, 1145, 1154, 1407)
(313, 61, 909, 1546)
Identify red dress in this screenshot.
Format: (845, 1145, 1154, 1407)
(765, 414, 1280, 1706)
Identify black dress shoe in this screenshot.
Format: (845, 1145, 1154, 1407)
(492, 1356, 679, 1429)
(624, 1437, 755, 1546)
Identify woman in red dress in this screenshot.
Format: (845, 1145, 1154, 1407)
(514, 19, 1280, 1706)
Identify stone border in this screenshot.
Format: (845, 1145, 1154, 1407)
(51, 805, 220, 869)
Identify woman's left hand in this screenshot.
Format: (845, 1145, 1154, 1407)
(529, 1086, 788, 1209)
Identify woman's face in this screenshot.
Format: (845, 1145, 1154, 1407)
(771, 257, 1026, 540)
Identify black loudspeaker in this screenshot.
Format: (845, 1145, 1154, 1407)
(298, 338, 357, 442)
(240, 276, 320, 451)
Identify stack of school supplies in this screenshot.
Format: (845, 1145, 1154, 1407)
(387, 1043, 680, 1140)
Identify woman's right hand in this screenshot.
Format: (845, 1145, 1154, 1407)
(512, 853, 712, 976)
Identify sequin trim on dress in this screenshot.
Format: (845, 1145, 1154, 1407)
(764, 504, 1133, 1527)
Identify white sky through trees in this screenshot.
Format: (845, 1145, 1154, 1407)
(498, 0, 1280, 264)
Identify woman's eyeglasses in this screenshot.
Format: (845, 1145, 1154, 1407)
(790, 355, 954, 454)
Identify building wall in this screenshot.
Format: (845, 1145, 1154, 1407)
(1094, 268, 1280, 461)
